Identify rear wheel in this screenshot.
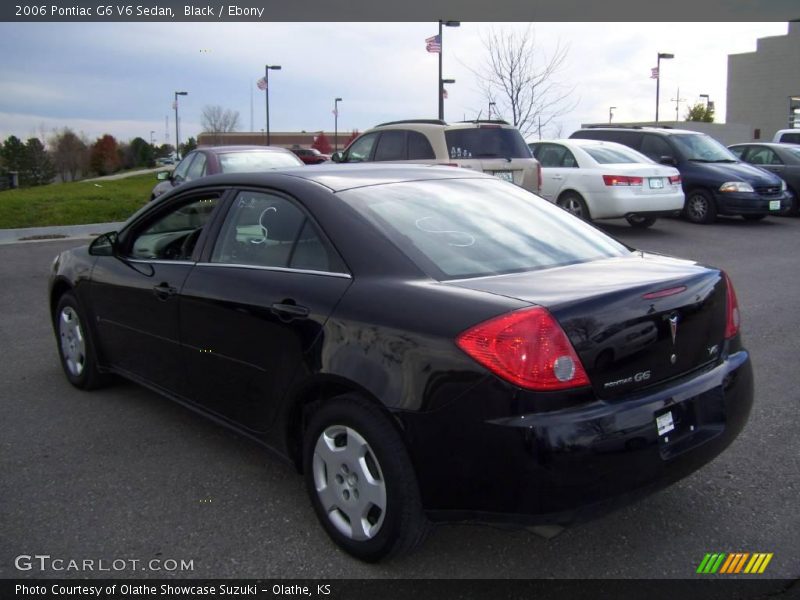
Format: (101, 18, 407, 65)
(625, 215, 657, 228)
(557, 192, 591, 221)
(54, 292, 109, 390)
(684, 189, 717, 224)
(303, 394, 429, 562)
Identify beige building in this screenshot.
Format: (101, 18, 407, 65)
(727, 22, 800, 141)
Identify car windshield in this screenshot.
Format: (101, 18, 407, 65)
(219, 152, 302, 172)
(444, 127, 532, 159)
(338, 178, 629, 280)
(583, 145, 650, 164)
(671, 134, 738, 162)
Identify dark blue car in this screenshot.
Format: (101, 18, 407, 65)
(570, 127, 791, 223)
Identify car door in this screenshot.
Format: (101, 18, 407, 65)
(179, 189, 352, 432)
(533, 143, 573, 201)
(89, 192, 224, 395)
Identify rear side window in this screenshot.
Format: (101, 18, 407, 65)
(408, 131, 436, 160)
(640, 135, 675, 161)
(373, 131, 406, 161)
(445, 127, 532, 159)
(339, 178, 628, 280)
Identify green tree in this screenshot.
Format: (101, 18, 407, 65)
(1, 136, 27, 174)
(685, 102, 715, 123)
(22, 138, 56, 186)
(179, 137, 197, 157)
(90, 134, 121, 175)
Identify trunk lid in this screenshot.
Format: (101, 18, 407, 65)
(447, 253, 728, 399)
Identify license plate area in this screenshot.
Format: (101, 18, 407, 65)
(656, 387, 726, 459)
(649, 177, 664, 189)
(769, 200, 781, 211)
(491, 171, 514, 182)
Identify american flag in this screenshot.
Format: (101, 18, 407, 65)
(256, 77, 268, 91)
(426, 35, 441, 53)
(650, 67, 659, 79)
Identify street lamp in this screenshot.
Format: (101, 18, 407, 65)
(334, 97, 342, 152)
(150, 130, 156, 145)
(488, 101, 496, 120)
(655, 52, 674, 123)
(264, 64, 281, 145)
(174, 91, 188, 159)
(609, 106, 616, 123)
(438, 20, 460, 121)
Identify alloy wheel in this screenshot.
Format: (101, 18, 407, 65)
(59, 306, 86, 377)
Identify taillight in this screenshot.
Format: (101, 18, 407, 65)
(669, 174, 682, 184)
(537, 162, 543, 192)
(603, 175, 643, 186)
(456, 307, 590, 391)
(723, 272, 740, 339)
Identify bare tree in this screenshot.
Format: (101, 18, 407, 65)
(49, 128, 89, 182)
(469, 27, 576, 138)
(201, 105, 241, 145)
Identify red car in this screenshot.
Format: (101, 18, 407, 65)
(290, 147, 331, 164)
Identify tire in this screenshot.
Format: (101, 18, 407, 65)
(303, 394, 429, 562)
(742, 214, 766, 221)
(683, 189, 717, 224)
(557, 192, 591, 221)
(625, 215, 657, 228)
(54, 292, 110, 390)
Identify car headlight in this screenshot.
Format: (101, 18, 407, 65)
(780, 179, 787, 191)
(719, 181, 754, 193)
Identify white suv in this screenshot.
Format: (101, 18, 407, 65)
(332, 119, 541, 193)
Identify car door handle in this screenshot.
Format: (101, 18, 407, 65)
(153, 282, 178, 300)
(551, 175, 564, 180)
(271, 302, 310, 320)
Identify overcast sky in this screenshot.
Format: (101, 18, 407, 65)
(0, 22, 789, 146)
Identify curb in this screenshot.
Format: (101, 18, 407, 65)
(0, 222, 123, 246)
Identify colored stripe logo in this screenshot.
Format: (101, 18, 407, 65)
(696, 552, 773, 574)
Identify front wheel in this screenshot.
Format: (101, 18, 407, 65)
(557, 192, 591, 221)
(303, 394, 429, 562)
(684, 189, 717, 224)
(54, 292, 109, 390)
(625, 215, 657, 228)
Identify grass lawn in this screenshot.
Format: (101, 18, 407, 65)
(0, 173, 155, 229)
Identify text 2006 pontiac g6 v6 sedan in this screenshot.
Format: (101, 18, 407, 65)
(50, 164, 753, 562)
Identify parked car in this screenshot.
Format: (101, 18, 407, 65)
(291, 147, 330, 164)
(570, 127, 791, 223)
(772, 129, 800, 144)
(155, 157, 175, 166)
(729, 142, 800, 215)
(529, 139, 683, 228)
(332, 119, 542, 193)
(50, 164, 753, 562)
(150, 145, 303, 200)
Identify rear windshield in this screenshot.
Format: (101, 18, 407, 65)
(219, 152, 301, 172)
(444, 127, 532, 159)
(583, 145, 650, 164)
(338, 178, 629, 280)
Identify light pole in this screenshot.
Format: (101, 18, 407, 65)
(488, 101, 496, 120)
(671, 87, 686, 122)
(655, 52, 674, 123)
(334, 97, 342, 152)
(150, 130, 156, 145)
(174, 91, 187, 159)
(438, 20, 460, 121)
(609, 106, 616, 123)
(264, 64, 281, 145)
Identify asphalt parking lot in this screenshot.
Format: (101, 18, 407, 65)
(1, 214, 798, 580)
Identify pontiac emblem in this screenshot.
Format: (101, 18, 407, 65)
(669, 313, 679, 345)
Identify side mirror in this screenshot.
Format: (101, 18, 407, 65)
(89, 231, 118, 256)
(331, 152, 344, 163)
(156, 171, 170, 181)
(659, 155, 677, 166)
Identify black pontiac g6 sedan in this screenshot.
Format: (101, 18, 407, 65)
(50, 164, 753, 562)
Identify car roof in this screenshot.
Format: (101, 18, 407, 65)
(729, 142, 800, 148)
(171, 163, 494, 194)
(197, 145, 293, 154)
(532, 138, 631, 148)
(576, 127, 702, 136)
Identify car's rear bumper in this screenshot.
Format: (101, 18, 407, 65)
(713, 191, 790, 215)
(589, 188, 684, 220)
(399, 348, 753, 525)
